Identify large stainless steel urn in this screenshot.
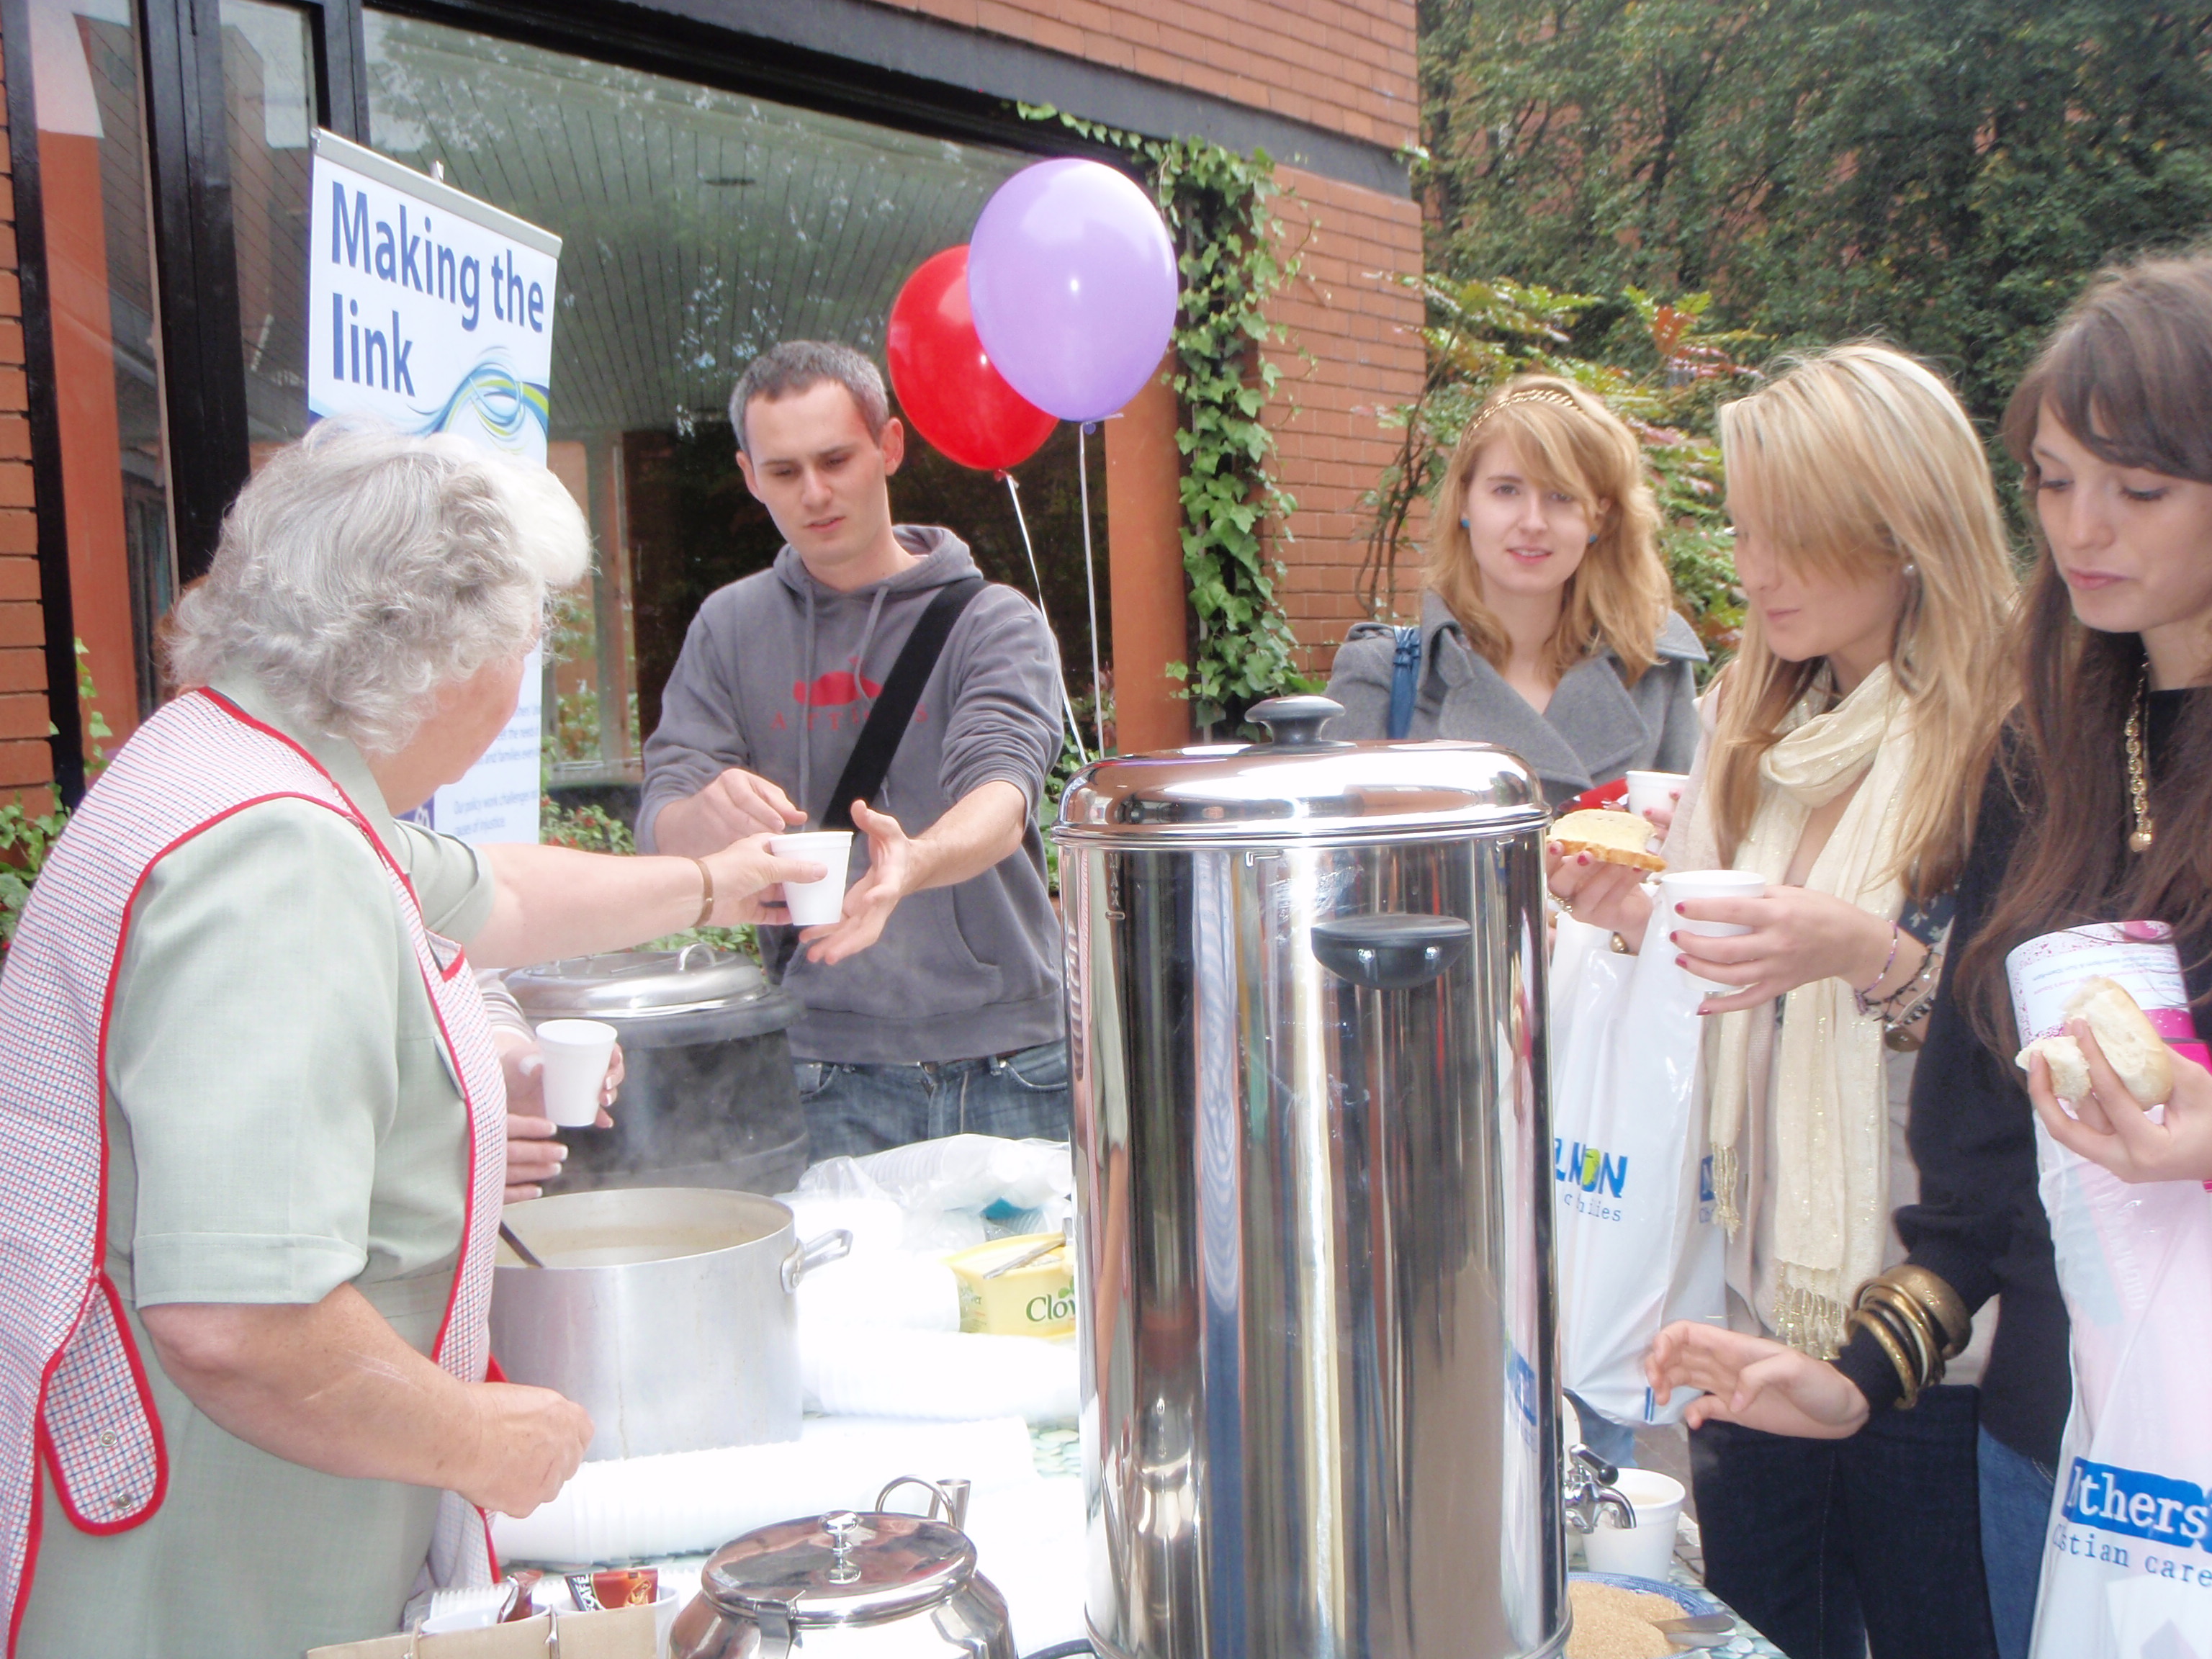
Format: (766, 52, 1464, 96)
(1053, 697, 1568, 1659)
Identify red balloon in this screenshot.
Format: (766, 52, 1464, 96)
(886, 246, 1058, 472)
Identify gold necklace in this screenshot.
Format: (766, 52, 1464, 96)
(2127, 678, 2156, 854)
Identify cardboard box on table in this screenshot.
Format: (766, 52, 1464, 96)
(307, 1602, 656, 1658)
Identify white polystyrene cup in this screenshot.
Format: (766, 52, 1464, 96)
(1581, 1467, 1686, 1581)
(770, 830, 855, 927)
(535, 1017, 619, 1128)
(1624, 770, 1689, 821)
(1657, 869, 1768, 995)
(421, 1604, 500, 1635)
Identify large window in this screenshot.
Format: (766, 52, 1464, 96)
(220, 0, 317, 454)
(359, 13, 1105, 786)
(26, 0, 168, 746)
(27, 3, 1108, 793)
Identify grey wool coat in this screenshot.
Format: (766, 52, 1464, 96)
(1326, 590, 1707, 806)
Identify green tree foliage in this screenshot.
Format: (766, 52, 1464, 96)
(1421, 0, 2212, 426)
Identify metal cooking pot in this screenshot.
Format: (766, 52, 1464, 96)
(505, 945, 809, 1195)
(1053, 696, 1572, 1658)
(491, 1187, 851, 1461)
(670, 1478, 1015, 1659)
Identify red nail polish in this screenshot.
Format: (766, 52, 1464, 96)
(1674, 902, 1686, 914)
(1676, 955, 1688, 968)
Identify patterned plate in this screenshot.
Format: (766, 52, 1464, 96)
(1569, 1568, 1731, 1619)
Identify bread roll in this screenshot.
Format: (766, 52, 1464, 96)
(1550, 808, 1665, 873)
(2015, 975, 2174, 1106)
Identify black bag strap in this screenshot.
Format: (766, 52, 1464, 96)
(819, 576, 988, 831)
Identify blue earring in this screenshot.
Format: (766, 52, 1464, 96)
(1460, 517, 1470, 527)
(1588, 533, 1599, 544)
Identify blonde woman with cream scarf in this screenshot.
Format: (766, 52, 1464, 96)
(1551, 344, 2015, 1659)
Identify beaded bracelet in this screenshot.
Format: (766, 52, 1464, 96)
(1878, 940, 1942, 1019)
(1853, 922, 1903, 1017)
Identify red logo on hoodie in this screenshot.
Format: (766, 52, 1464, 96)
(793, 670, 883, 709)
(776, 664, 911, 732)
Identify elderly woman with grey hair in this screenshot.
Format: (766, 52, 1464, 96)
(0, 423, 822, 1657)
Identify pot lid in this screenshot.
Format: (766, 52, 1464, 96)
(503, 944, 774, 1021)
(1053, 696, 1544, 845)
(701, 1511, 974, 1627)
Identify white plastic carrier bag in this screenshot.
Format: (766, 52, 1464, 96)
(1548, 906, 1725, 1430)
(2008, 924, 2212, 1659)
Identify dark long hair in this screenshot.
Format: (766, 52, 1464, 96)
(1956, 254, 2212, 1051)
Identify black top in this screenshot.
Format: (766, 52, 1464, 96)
(1835, 688, 2209, 1467)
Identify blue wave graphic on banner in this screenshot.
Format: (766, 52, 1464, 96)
(411, 350, 550, 446)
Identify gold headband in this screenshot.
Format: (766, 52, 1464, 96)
(1465, 386, 1580, 438)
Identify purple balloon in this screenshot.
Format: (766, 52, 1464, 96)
(968, 158, 1179, 423)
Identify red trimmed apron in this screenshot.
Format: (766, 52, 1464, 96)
(0, 688, 507, 1650)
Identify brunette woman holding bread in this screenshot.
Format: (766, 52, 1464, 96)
(1552, 343, 2018, 1659)
(1648, 256, 2212, 1659)
(1326, 375, 1704, 803)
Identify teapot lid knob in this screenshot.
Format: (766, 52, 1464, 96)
(824, 1511, 862, 1584)
(1246, 695, 1345, 747)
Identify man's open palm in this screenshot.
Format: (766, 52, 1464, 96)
(800, 800, 912, 965)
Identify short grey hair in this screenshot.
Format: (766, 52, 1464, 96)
(727, 341, 889, 454)
(166, 422, 590, 754)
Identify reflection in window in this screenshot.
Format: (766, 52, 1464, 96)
(220, 0, 315, 454)
(363, 12, 1106, 788)
(26, 0, 166, 744)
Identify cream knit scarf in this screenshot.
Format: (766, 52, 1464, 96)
(1700, 665, 1912, 1357)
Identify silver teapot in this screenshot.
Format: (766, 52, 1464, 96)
(668, 1478, 1015, 1659)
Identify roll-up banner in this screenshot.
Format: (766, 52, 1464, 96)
(307, 128, 563, 845)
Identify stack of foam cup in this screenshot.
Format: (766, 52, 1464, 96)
(489, 1413, 1040, 1563)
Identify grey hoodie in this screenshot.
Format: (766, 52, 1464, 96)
(639, 527, 1066, 1064)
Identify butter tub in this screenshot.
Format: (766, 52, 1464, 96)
(947, 1233, 1076, 1338)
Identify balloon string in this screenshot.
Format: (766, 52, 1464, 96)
(1004, 472, 1089, 767)
(1078, 424, 1106, 757)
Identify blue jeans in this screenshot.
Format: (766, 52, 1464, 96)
(1977, 1428, 2054, 1659)
(1690, 1385, 1996, 1659)
(1567, 1390, 1640, 1471)
(795, 1040, 1071, 1161)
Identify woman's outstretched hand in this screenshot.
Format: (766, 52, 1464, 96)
(1646, 1320, 1869, 1438)
(703, 832, 827, 927)
(2028, 1021, 2212, 1184)
(1547, 835, 1655, 945)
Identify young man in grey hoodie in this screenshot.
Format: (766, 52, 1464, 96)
(639, 341, 1069, 1160)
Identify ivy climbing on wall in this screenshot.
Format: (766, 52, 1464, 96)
(1020, 107, 1316, 734)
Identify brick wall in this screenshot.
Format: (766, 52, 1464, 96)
(873, 0, 1418, 149)
(0, 41, 46, 816)
(869, 1, 1428, 675)
(1264, 165, 1425, 672)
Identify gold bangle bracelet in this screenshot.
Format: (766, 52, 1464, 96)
(1848, 1306, 1920, 1410)
(1880, 1265, 1972, 1359)
(1860, 1293, 1931, 1389)
(1859, 1287, 1938, 1389)
(690, 857, 716, 929)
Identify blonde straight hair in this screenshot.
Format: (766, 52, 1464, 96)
(1712, 343, 2016, 900)
(1425, 374, 1672, 684)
